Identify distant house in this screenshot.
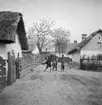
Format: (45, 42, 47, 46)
(66, 42, 78, 53)
(42, 43, 55, 53)
(0, 11, 28, 89)
(68, 29, 102, 63)
(55, 41, 77, 57)
(27, 39, 39, 54)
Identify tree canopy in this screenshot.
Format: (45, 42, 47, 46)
(50, 27, 70, 55)
(27, 18, 55, 53)
(27, 18, 70, 54)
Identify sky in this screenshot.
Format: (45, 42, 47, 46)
(0, 0, 102, 43)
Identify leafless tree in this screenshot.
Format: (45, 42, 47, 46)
(27, 18, 55, 54)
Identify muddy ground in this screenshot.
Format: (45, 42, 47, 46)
(0, 64, 102, 105)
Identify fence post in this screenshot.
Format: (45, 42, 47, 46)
(7, 52, 16, 85)
(0, 56, 6, 90)
(16, 53, 20, 79)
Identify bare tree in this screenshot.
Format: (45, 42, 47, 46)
(51, 27, 70, 57)
(27, 18, 55, 54)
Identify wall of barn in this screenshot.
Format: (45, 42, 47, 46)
(0, 44, 7, 59)
(6, 34, 22, 58)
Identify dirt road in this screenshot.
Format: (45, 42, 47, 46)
(0, 64, 102, 105)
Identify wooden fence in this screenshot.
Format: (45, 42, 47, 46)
(19, 53, 42, 78)
(7, 52, 17, 85)
(0, 56, 6, 90)
(0, 51, 21, 90)
(80, 58, 102, 71)
(0, 52, 54, 90)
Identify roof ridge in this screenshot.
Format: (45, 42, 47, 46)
(68, 29, 102, 54)
(0, 11, 22, 14)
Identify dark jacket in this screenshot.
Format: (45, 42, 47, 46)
(61, 57, 64, 65)
(43, 59, 51, 67)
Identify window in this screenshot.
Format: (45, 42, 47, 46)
(97, 42, 101, 49)
(99, 37, 100, 39)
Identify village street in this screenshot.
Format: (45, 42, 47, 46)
(0, 64, 102, 105)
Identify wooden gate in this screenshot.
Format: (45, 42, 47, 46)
(0, 56, 6, 90)
(7, 52, 16, 85)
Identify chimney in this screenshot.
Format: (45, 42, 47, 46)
(74, 40, 77, 43)
(82, 34, 87, 41)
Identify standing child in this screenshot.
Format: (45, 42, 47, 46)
(52, 61, 55, 71)
(52, 59, 58, 71)
(55, 58, 58, 71)
(61, 54, 65, 71)
(42, 57, 52, 72)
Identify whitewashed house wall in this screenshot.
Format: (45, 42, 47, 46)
(0, 34, 22, 80)
(72, 51, 80, 63)
(0, 44, 7, 59)
(6, 34, 22, 58)
(81, 32, 102, 58)
(32, 45, 39, 54)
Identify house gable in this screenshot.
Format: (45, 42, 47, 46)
(68, 29, 102, 54)
(82, 32, 102, 51)
(68, 29, 102, 63)
(81, 32, 102, 57)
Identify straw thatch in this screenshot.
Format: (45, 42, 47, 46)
(68, 29, 102, 54)
(0, 11, 28, 50)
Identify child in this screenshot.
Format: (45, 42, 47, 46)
(61, 54, 65, 71)
(42, 57, 52, 72)
(52, 60, 57, 71)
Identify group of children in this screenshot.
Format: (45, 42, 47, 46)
(42, 56, 58, 72)
(42, 54, 72, 72)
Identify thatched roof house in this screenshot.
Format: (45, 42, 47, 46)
(68, 29, 102, 63)
(68, 29, 102, 54)
(0, 11, 28, 50)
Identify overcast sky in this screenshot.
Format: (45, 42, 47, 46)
(0, 0, 102, 42)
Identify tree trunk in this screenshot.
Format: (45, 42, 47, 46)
(59, 47, 60, 57)
(58, 46, 61, 62)
(37, 43, 42, 54)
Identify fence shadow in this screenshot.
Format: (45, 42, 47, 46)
(70, 61, 102, 72)
(80, 68, 102, 72)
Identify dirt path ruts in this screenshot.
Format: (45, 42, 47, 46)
(0, 64, 102, 105)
